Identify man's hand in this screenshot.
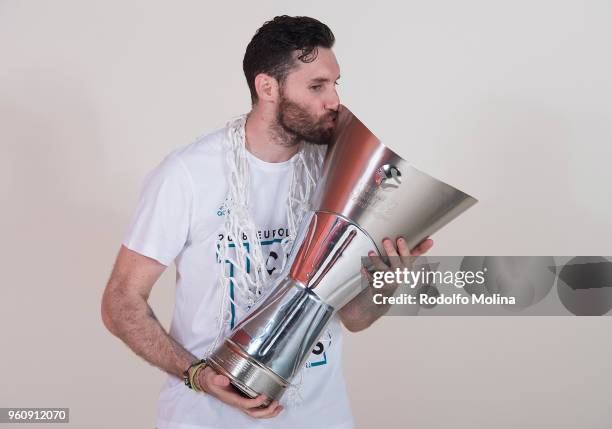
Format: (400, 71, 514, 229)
(366, 236, 434, 278)
(102, 246, 284, 419)
(196, 365, 283, 419)
(338, 236, 434, 332)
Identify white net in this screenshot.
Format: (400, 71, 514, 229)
(206, 113, 326, 406)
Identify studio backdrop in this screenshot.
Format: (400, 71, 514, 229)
(1, 1, 611, 428)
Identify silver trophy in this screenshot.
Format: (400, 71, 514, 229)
(208, 105, 478, 403)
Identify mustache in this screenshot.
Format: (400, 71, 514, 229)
(323, 110, 338, 122)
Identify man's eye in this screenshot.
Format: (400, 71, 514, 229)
(310, 85, 322, 91)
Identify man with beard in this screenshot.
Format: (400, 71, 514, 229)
(101, 15, 432, 429)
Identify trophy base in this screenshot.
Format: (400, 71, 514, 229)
(207, 338, 289, 404)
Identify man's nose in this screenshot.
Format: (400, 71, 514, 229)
(325, 87, 340, 112)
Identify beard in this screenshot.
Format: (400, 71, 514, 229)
(275, 91, 337, 146)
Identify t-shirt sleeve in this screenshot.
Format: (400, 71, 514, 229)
(122, 154, 194, 266)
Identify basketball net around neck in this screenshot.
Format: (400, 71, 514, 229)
(206, 113, 326, 405)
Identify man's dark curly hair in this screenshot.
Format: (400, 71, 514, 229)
(243, 15, 335, 104)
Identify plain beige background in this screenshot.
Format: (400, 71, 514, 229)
(1, 1, 611, 428)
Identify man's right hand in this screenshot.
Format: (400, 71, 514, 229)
(196, 365, 284, 419)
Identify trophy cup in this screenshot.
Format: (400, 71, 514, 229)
(207, 105, 478, 402)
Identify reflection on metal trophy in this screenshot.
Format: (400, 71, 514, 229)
(208, 105, 478, 402)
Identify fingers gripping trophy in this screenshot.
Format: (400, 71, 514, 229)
(207, 105, 478, 403)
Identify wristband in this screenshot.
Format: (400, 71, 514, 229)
(183, 358, 207, 391)
(191, 363, 207, 393)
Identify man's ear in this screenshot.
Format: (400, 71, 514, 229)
(254, 73, 280, 103)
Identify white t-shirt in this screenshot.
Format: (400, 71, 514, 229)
(122, 125, 354, 429)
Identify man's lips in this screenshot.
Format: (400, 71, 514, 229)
(324, 113, 338, 126)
